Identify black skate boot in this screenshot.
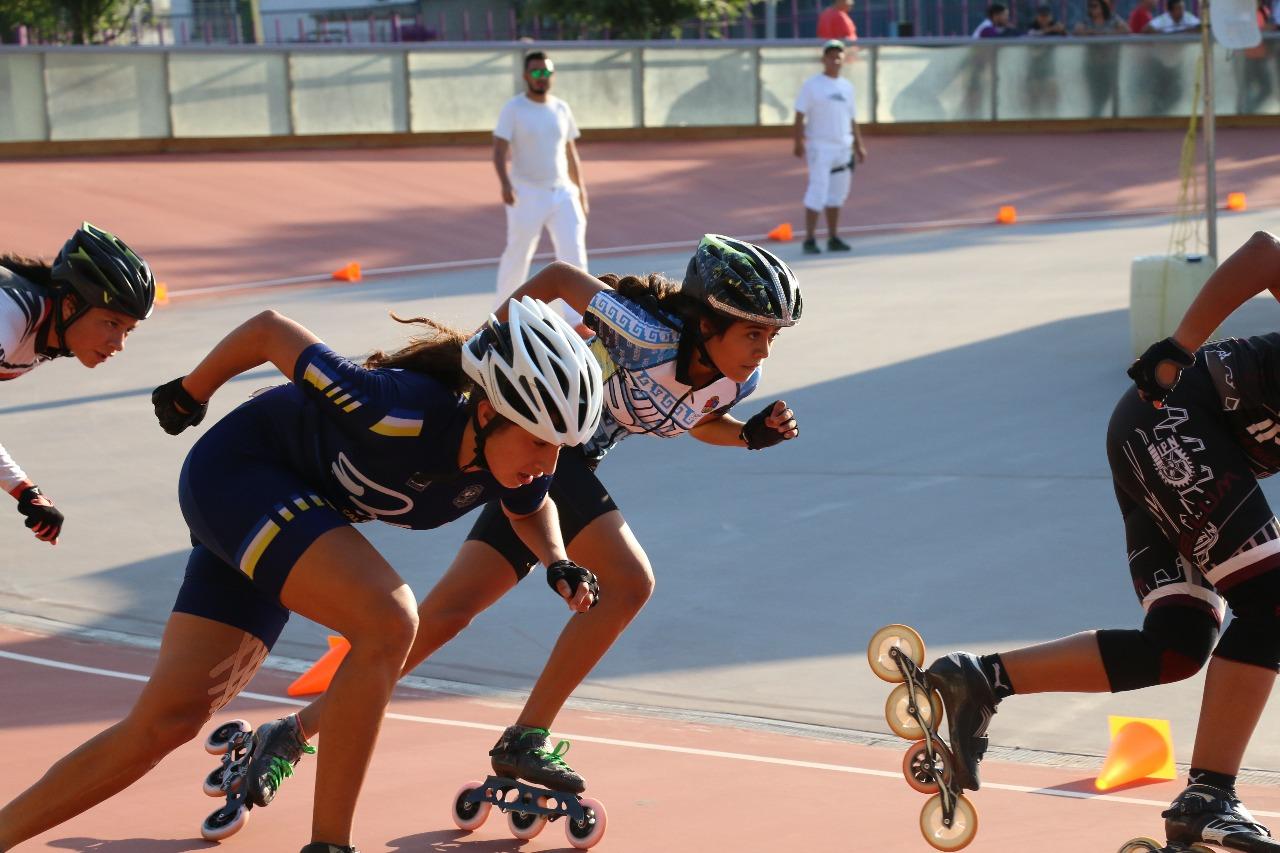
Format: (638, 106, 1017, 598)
(926, 652, 998, 792)
(246, 715, 315, 806)
(1163, 784, 1274, 849)
(299, 844, 358, 853)
(489, 725, 586, 794)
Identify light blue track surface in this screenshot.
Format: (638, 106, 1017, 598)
(3, 210, 1278, 770)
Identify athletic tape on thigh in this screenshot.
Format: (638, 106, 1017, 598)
(206, 634, 270, 714)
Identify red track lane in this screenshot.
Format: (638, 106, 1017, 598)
(2, 626, 1279, 852)
(3, 130, 1279, 293)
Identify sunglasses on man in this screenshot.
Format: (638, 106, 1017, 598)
(529, 68, 554, 79)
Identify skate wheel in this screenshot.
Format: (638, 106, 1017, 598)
(204, 719, 251, 755)
(919, 793, 977, 851)
(886, 682, 944, 740)
(1117, 839, 1164, 853)
(201, 802, 249, 841)
(451, 780, 492, 831)
(507, 806, 548, 840)
(868, 624, 926, 683)
(566, 796, 607, 850)
(203, 764, 227, 797)
(902, 740, 952, 795)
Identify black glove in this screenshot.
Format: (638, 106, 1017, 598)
(152, 377, 208, 435)
(545, 559, 601, 610)
(740, 400, 793, 450)
(1127, 337, 1195, 405)
(16, 485, 64, 543)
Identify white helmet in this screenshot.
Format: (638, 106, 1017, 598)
(462, 297, 603, 447)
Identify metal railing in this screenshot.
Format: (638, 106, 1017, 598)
(6, 0, 1205, 46)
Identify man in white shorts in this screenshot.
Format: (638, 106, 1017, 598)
(793, 40, 867, 255)
(494, 50, 588, 324)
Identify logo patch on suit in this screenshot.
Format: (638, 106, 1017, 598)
(453, 484, 485, 508)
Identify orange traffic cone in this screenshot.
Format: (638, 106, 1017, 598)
(155, 282, 169, 306)
(1226, 192, 1248, 212)
(996, 205, 1018, 225)
(287, 635, 350, 697)
(1095, 716, 1176, 791)
(766, 222, 793, 242)
(332, 262, 362, 282)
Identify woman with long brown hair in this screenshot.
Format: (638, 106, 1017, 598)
(0, 296, 603, 853)
(230, 235, 804, 836)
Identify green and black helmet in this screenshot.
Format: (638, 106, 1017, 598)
(681, 234, 802, 328)
(51, 222, 156, 322)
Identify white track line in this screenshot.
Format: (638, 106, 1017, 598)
(2, 648, 1276, 817)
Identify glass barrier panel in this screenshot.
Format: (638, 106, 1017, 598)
(291, 50, 407, 134)
(170, 52, 289, 137)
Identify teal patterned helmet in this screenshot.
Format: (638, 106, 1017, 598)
(681, 234, 802, 327)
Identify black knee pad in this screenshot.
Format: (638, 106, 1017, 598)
(1215, 573, 1280, 671)
(1097, 607, 1218, 692)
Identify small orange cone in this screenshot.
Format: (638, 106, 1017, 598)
(287, 635, 350, 697)
(332, 262, 362, 282)
(766, 222, 793, 242)
(1226, 192, 1248, 212)
(155, 282, 169, 306)
(996, 205, 1018, 225)
(1095, 716, 1176, 791)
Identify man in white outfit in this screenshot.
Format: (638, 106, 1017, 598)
(793, 40, 867, 255)
(494, 51, 588, 322)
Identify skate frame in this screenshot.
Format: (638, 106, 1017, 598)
(461, 775, 591, 824)
(891, 646, 964, 831)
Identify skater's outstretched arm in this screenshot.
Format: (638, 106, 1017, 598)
(495, 262, 607, 321)
(1130, 232, 1280, 402)
(1171, 231, 1280, 354)
(507, 498, 597, 612)
(179, 310, 322, 403)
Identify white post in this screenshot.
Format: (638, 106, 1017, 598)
(1203, 0, 1218, 260)
(765, 0, 778, 39)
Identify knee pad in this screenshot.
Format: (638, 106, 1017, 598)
(1097, 607, 1218, 692)
(1215, 571, 1280, 671)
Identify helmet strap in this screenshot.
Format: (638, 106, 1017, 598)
(42, 290, 80, 358)
(675, 316, 723, 388)
(460, 400, 504, 473)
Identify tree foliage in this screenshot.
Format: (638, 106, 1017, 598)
(526, 0, 752, 40)
(2, 0, 144, 43)
(1, 0, 60, 42)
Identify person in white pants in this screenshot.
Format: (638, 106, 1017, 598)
(793, 40, 867, 255)
(494, 51, 588, 325)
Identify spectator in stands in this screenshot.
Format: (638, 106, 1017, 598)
(1075, 0, 1130, 34)
(1145, 0, 1200, 33)
(972, 3, 1016, 37)
(1262, 0, 1278, 30)
(817, 0, 858, 41)
(1128, 0, 1157, 34)
(1026, 3, 1067, 35)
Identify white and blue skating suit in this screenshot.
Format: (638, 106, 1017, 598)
(465, 289, 760, 577)
(0, 268, 57, 495)
(580, 289, 760, 461)
(172, 343, 551, 647)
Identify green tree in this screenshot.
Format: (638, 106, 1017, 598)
(1, 0, 146, 43)
(1, 0, 61, 42)
(526, 0, 751, 39)
(57, 0, 147, 43)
